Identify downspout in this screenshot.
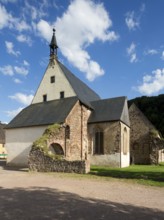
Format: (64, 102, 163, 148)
(120, 121, 122, 168)
(81, 104, 83, 160)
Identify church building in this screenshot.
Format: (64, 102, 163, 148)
(5, 29, 130, 168)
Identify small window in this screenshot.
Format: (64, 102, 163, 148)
(60, 91, 64, 99)
(43, 94, 47, 102)
(50, 76, 55, 83)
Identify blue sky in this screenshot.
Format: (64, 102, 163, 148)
(0, 0, 164, 123)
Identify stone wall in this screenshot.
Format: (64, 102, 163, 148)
(129, 103, 164, 164)
(28, 147, 90, 174)
(65, 101, 91, 161)
(88, 121, 121, 167)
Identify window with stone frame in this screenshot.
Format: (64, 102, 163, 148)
(95, 130, 104, 154)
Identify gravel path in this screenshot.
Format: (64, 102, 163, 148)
(0, 166, 164, 220)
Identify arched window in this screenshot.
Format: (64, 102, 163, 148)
(95, 130, 104, 154)
(65, 125, 70, 139)
(49, 143, 64, 155)
(123, 127, 128, 155)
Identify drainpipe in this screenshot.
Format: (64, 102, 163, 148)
(81, 104, 83, 160)
(120, 122, 122, 168)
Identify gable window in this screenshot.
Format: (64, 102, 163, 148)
(95, 131, 104, 154)
(50, 76, 55, 83)
(60, 91, 64, 99)
(43, 94, 47, 102)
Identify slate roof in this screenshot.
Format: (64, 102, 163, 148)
(6, 97, 78, 129)
(88, 96, 130, 126)
(0, 123, 6, 143)
(58, 61, 100, 108)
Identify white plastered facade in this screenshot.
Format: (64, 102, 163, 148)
(5, 126, 47, 166)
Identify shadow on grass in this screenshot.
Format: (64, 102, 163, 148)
(0, 186, 163, 220)
(90, 165, 164, 183)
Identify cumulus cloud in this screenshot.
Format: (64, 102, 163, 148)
(9, 93, 34, 105)
(161, 51, 164, 60)
(1, 0, 17, 3)
(37, 0, 119, 81)
(137, 68, 164, 95)
(0, 64, 29, 76)
(127, 42, 137, 63)
(5, 107, 23, 118)
(24, 1, 47, 20)
(125, 11, 139, 30)
(23, 60, 29, 66)
(14, 66, 28, 76)
(16, 34, 32, 46)
(13, 78, 22, 84)
(0, 4, 12, 29)
(0, 65, 14, 76)
(5, 41, 20, 56)
(14, 19, 31, 32)
(145, 49, 158, 55)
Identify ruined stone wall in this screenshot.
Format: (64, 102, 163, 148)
(28, 147, 90, 174)
(129, 104, 162, 164)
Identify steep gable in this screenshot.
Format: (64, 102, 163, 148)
(129, 103, 156, 130)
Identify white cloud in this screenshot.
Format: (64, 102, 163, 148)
(125, 11, 139, 30)
(14, 66, 29, 76)
(0, 65, 14, 76)
(16, 34, 32, 46)
(0, 64, 29, 77)
(24, 1, 47, 20)
(161, 51, 164, 60)
(37, 0, 119, 81)
(37, 19, 52, 41)
(5, 107, 23, 118)
(13, 19, 31, 32)
(5, 41, 20, 56)
(137, 68, 164, 95)
(1, 0, 17, 3)
(0, 4, 12, 29)
(13, 78, 22, 84)
(9, 93, 34, 105)
(127, 42, 137, 63)
(23, 60, 29, 66)
(145, 49, 158, 55)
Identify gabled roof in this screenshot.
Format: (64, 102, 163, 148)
(0, 123, 6, 143)
(6, 97, 78, 129)
(58, 61, 100, 108)
(88, 96, 130, 126)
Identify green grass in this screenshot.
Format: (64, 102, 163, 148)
(90, 163, 164, 187)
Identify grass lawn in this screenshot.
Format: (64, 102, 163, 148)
(90, 163, 164, 187)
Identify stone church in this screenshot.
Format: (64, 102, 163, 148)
(5, 29, 130, 168)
